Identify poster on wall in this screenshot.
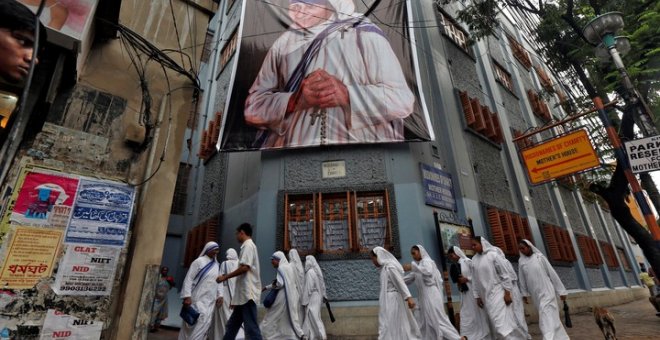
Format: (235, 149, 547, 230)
(5, 168, 79, 228)
(16, 0, 98, 43)
(0, 226, 62, 289)
(217, 0, 434, 151)
(439, 222, 474, 256)
(52, 244, 121, 296)
(64, 178, 135, 247)
(40, 309, 103, 340)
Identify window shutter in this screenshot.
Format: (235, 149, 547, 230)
(543, 224, 562, 261)
(471, 98, 486, 132)
(487, 207, 507, 252)
(576, 235, 592, 265)
(482, 105, 496, 138)
(500, 212, 517, 255)
(491, 112, 503, 143)
(459, 91, 476, 126)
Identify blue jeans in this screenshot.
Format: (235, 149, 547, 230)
(223, 300, 263, 340)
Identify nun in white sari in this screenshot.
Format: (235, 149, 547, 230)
(371, 246, 421, 340)
(518, 239, 570, 340)
(289, 249, 306, 322)
(492, 245, 531, 339)
(178, 242, 220, 340)
(302, 255, 327, 340)
(471, 237, 528, 340)
(404, 245, 463, 340)
(209, 248, 244, 340)
(261, 251, 305, 340)
(449, 246, 492, 340)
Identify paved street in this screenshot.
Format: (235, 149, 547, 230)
(147, 297, 660, 339)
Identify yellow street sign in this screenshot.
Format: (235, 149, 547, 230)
(521, 129, 600, 184)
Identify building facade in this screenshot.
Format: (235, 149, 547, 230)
(165, 0, 647, 336)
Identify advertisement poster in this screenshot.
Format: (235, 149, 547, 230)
(65, 179, 135, 247)
(52, 244, 120, 296)
(440, 222, 474, 256)
(40, 309, 103, 340)
(7, 169, 79, 228)
(218, 0, 433, 151)
(16, 0, 98, 42)
(420, 163, 457, 211)
(0, 227, 62, 289)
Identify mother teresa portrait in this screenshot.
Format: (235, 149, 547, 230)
(242, 0, 420, 149)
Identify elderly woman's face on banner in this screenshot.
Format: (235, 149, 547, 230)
(288, 2, 334, 29)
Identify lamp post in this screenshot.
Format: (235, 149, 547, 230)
(583, 12, 657, 136)
(583, 13, 660, 242)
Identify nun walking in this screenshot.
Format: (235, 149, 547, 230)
(178, 242, 220, 340)
(289, 249, 306, 322)
(518, 240, 570, 340)
(260, 251, 305, 340)
(301, 255, 327, 340)
(403, 245, 464, 340)
(210, 248, 244, 340)
(447, 246, 493, 340)
(471, 237, 528, 340)
(370, 246, 421, 340)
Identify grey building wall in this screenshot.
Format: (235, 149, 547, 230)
(610, 269, 625, 287)
(587, 267, 606, 288)
(555, 265, 580, 290)
(531, 185, 559, 225)
(586, 202, 607, 241)
(560, 188, 585, 234)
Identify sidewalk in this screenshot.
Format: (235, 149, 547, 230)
(147, 297, 660, 339)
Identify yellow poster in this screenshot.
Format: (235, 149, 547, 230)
(0, 226, 63, 289)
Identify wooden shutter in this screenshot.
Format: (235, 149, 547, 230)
(543, 224, 562, 261)
(459, 91, 476, 126)
(471, 98, 486, 132)
(482, 105, 496, 138)
(487, 207, 507, 252)
(500, 211, 517, 255)
(491, 112, 503, 144)
(576, 235, 592, 265)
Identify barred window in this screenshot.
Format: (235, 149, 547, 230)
(284, 190, 392, 255)
(219, 27, 238, 72)
(170, 163, 191, 215)
(437, 11, 471, 56)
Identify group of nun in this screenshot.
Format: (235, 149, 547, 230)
(178, 242, 328, 340)
(446, 237, 570, 340)
(261, 249, 328, 340)
(371, 237, 570, 340)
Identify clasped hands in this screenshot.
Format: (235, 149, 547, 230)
(292, 69, 350, 112)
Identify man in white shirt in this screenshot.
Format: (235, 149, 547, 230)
(217, 223, 263, 340)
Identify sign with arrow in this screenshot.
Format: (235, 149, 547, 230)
(521, 129, 600, 185)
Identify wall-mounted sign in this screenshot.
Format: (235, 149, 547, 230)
(420, 163, 456, 211)
(521, 129, 600, 185)
(624, 135, 660, 173)
(322, 161, 346, 179)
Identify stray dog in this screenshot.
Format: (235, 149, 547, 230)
(593, 306, 616, 340)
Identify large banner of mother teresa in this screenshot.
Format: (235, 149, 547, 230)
(217, 0, 434, 151)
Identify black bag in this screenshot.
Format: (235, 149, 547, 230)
(180, 304, 200, 326)
(449, 262, 469, 292)
(263, 289, 279, 308)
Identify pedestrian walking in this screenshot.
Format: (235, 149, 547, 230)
(471, 236, 528, 340)
(302, 255, 327, 340)
(150, 266, 175, 332)
(448, 246, 493, 340)
(260, 251, 305, 339)
(370, 246, 421, 340)
(289, 248, 306, 323)
(518, 239, 570, 340)
(178, 242, 220, 340)
(403, 245, 464, 340)
(217, 223, 264, 340)
(210, 248, 244, 339)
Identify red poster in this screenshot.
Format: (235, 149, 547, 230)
(10, 171, 79, 227)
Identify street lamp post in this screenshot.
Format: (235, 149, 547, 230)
(583, 13, 660, 242)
